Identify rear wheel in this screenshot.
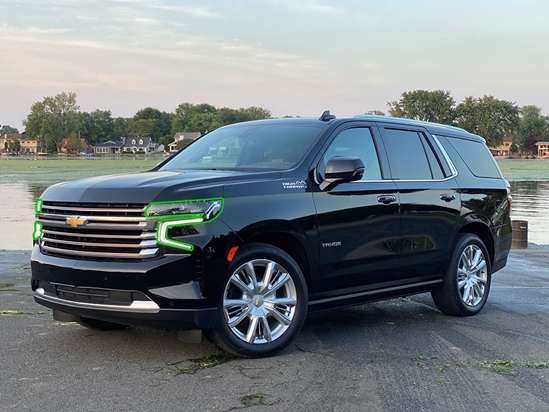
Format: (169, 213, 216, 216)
(206, 243, 307, 358)
(77, 317, 129, 331)
(431, 233, 491, 316)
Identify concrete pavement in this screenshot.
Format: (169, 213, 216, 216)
(1, 247, 548, 412)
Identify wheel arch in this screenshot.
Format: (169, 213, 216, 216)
(230, 220, 315, 287)
(457, 221, 495, 265)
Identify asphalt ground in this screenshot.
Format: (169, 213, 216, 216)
(1, 247, 548, 412)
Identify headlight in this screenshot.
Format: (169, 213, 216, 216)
(146, 198, 224, 252)
(145, 199, 223, 221)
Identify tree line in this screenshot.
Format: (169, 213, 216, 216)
(6, 92, 272, 153)
(384, 90, 549, 153)
(2, 90, 548, 154)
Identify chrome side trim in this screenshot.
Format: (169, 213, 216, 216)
(431, 134, 458, 178)
(35, 287, 160, 313)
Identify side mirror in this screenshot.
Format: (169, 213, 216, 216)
(319, 157, 364, 191)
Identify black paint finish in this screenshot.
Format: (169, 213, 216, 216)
(31, 115, 512, 330)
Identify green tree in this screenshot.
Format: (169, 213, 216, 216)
(23, 92, 80, 153)
(515, 105, 549, 151)
(129, 118, 157, 137)
(186, 113, 222, 135)
(455, 95, 520, 147)
(387, 90, 455, 124)
(113, 117, 130, 139)
(0, 125, 19, 134)
(238, 106, 271, 121)
(8, 138, 21, 152)
(129, 107, 173, 142)
(65, 131, 82, 154)
(172, 103, 217, 133)
(176, 138, 195, 150)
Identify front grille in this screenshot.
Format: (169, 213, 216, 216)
(38, 201, 159, 261)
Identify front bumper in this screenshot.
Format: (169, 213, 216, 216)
(31, 245, 218, 330)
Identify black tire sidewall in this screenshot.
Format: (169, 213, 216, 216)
(213, 243, 308, 358)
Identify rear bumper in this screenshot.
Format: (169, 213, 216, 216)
(493, 232, 512, 274)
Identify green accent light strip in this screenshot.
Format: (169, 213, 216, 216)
(156, 218, 203, 251)
(33, 222, 43, 241)
(35, 199, 43, 214)
(150, 198, 225, 251)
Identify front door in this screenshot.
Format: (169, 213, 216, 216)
(312, 125, 401, 295)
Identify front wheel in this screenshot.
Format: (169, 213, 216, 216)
(431, 233, 491, 316)
(206, 243, 308, 358)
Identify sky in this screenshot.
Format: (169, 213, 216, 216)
(1, 0, 549, 132)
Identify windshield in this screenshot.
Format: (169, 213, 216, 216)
(160, 123, 324, 171)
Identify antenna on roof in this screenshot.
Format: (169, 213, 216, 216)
(319, 110, 336, 121)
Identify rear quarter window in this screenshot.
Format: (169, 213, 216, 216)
(442, 135, 502, 179)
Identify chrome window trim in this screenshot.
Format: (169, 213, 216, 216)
(431, 134, 458, 178)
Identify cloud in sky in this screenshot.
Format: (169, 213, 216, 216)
(1, 0, 549, 131)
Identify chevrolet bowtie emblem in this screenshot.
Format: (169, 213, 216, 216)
(66, 216, 88, 228)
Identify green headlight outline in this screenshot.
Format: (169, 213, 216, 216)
(33, 222, 43, 241)
(35, 199, 43, 214)
(151, 198, 225, 251)
(144, 197, 224, 219)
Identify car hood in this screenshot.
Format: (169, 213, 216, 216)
(41, 169, 281, 203)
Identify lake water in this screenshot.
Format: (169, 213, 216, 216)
(0, 158, 548, 249)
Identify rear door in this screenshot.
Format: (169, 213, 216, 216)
(377, 125, 461, 281)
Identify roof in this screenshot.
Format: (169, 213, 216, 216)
(535, 142, 549, 145)
(95, 140, 123, 147)
(124, 137, 151, 148)
(174, 132, 201, 141)
(224, 114, 484, 142)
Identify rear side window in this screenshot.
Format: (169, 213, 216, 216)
(382, 128, 444, 180)
(443, 136, 502, 178)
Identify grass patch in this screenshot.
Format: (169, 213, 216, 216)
(239, 393, 280, 408)
(477, 359, 549, 375)
(0, 310, 46, 316)
(0, 283, 17, 291)
(172, 352, 236, 375)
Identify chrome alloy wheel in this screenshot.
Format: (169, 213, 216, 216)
(223, 259, 297, 344)
(457, 244, 488, 307)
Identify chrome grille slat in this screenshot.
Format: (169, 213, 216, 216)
(42, 205, 146, 214)
(38, 201, 159, 262)
(40, 213, 147, 222)
(42, 237, 153, 249)
(42, 229, 156, 240)
(41, 244, 158, 259)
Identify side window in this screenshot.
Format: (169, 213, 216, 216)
(382, 128, 444, 180)
(444, 136, 502, 178)
(321, 128, 382, 181)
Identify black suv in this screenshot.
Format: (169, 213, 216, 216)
(31, 112, 512, 358)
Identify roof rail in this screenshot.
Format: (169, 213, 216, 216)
(353, 114, 467, 132)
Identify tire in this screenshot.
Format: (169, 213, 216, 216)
(431, 233, 491, 316)
(77, 317, 129, 331)
(206, 243, 308, 358)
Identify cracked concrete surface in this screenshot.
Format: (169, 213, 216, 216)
(1, 249, 548, 412)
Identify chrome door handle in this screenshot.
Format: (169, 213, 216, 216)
(440, 194, 456, 202)
(377, 195, 397, 204)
